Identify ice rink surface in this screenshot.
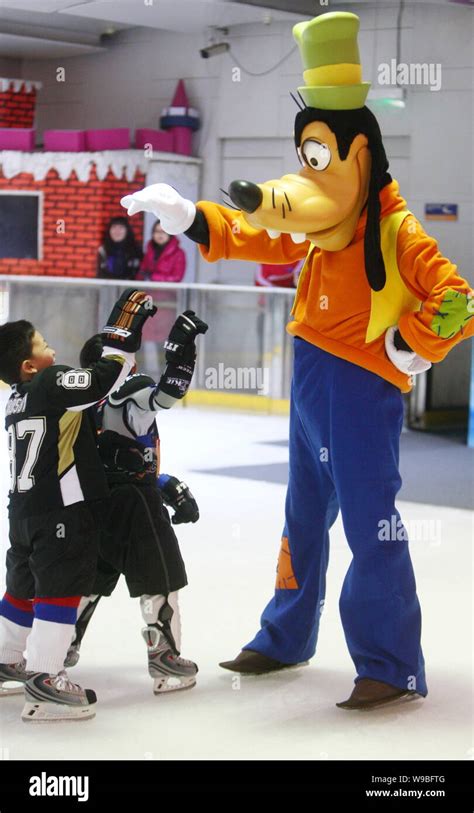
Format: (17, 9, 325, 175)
(0, 396, 472, 761)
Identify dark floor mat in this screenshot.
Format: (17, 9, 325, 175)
(195, 431, 473, 510)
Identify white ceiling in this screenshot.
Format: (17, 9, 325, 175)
(0, 0, 302, 37)
(59, 0, 304, 33)
(0, 31, 104, 58)
(0, 0, 468, 59)
(0, 0, 302, 59)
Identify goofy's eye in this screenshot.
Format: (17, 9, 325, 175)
(299, 139, 331, 171)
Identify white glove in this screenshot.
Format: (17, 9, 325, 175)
(384, 326, 432, 376)
(120, 183, 196, 235)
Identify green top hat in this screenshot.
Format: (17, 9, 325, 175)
(293, 11, 370, 110)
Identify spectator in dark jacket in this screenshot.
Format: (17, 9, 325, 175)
(97, 216, 143, 280)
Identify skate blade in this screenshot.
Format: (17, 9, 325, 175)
(153, 676, 196, 695)
(0, 681, 25, 696)
(21, 700, 96, 723)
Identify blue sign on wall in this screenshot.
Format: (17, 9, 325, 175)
(425, 204, 458, 221)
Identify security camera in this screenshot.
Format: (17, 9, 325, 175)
(100, 29, 117, 45)
(200, 42, 230, 59)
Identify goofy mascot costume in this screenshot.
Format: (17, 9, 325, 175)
(122, 12, 474, 710)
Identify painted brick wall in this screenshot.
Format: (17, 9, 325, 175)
(0, 165, 145, 277)
(0, 86, 37, 128)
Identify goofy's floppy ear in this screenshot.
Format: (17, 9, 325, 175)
(363, 137, 389, 292)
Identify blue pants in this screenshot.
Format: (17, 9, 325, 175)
(245, 337, 427, 697)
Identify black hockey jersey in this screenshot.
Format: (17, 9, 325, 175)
(5, 353, 132, 518)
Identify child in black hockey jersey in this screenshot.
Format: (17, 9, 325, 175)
(69, 310, 208, 694)
(0, 290, 155, 722)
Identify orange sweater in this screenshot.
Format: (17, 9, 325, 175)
(196, 181, 473, 393)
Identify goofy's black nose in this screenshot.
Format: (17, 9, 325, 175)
(228, 180, 263, 213)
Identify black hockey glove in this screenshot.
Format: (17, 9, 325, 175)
(157, 340, 196, 403)
(97, 430, 146, 475)
(164, 310, 208, 363)
(157, 474, 199, 524)
(101, 288, 157, 352)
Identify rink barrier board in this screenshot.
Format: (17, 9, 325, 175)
(184, 389, 290, 414)
(1, 379, 290, 413)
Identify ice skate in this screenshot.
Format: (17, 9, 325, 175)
(21, 670, 97, 722)
(336, 678, 423, 711)
(219, 649, 308, 675)
(0, 659, 34, 696)
(142, 625, 198, 694)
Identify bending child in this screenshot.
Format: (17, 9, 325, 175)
(70, 310, 207, 694)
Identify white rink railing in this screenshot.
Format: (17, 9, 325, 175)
(0, 274, 428, 419)
(0, 275, 296, 404)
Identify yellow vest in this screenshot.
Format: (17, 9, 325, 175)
(366, 209, 422, 343)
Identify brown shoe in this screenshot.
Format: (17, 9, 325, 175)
(336, 678, 422, 711)
(219, 649, 304, 675)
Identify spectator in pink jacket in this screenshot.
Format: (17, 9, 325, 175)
(139, 220, 186, 283)
(139, 220, 188, 375)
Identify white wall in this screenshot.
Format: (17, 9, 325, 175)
(18, 4, 472, 275)
(0, 58, 22, 75)
(12, 2, 474, 401)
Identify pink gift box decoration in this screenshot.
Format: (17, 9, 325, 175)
(134, 128, 174, 152)
(0, 128, 35, 150)
(172, 127, 192, 156)
(85, 128, 130, 150)
(43, 130, 86, 151)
